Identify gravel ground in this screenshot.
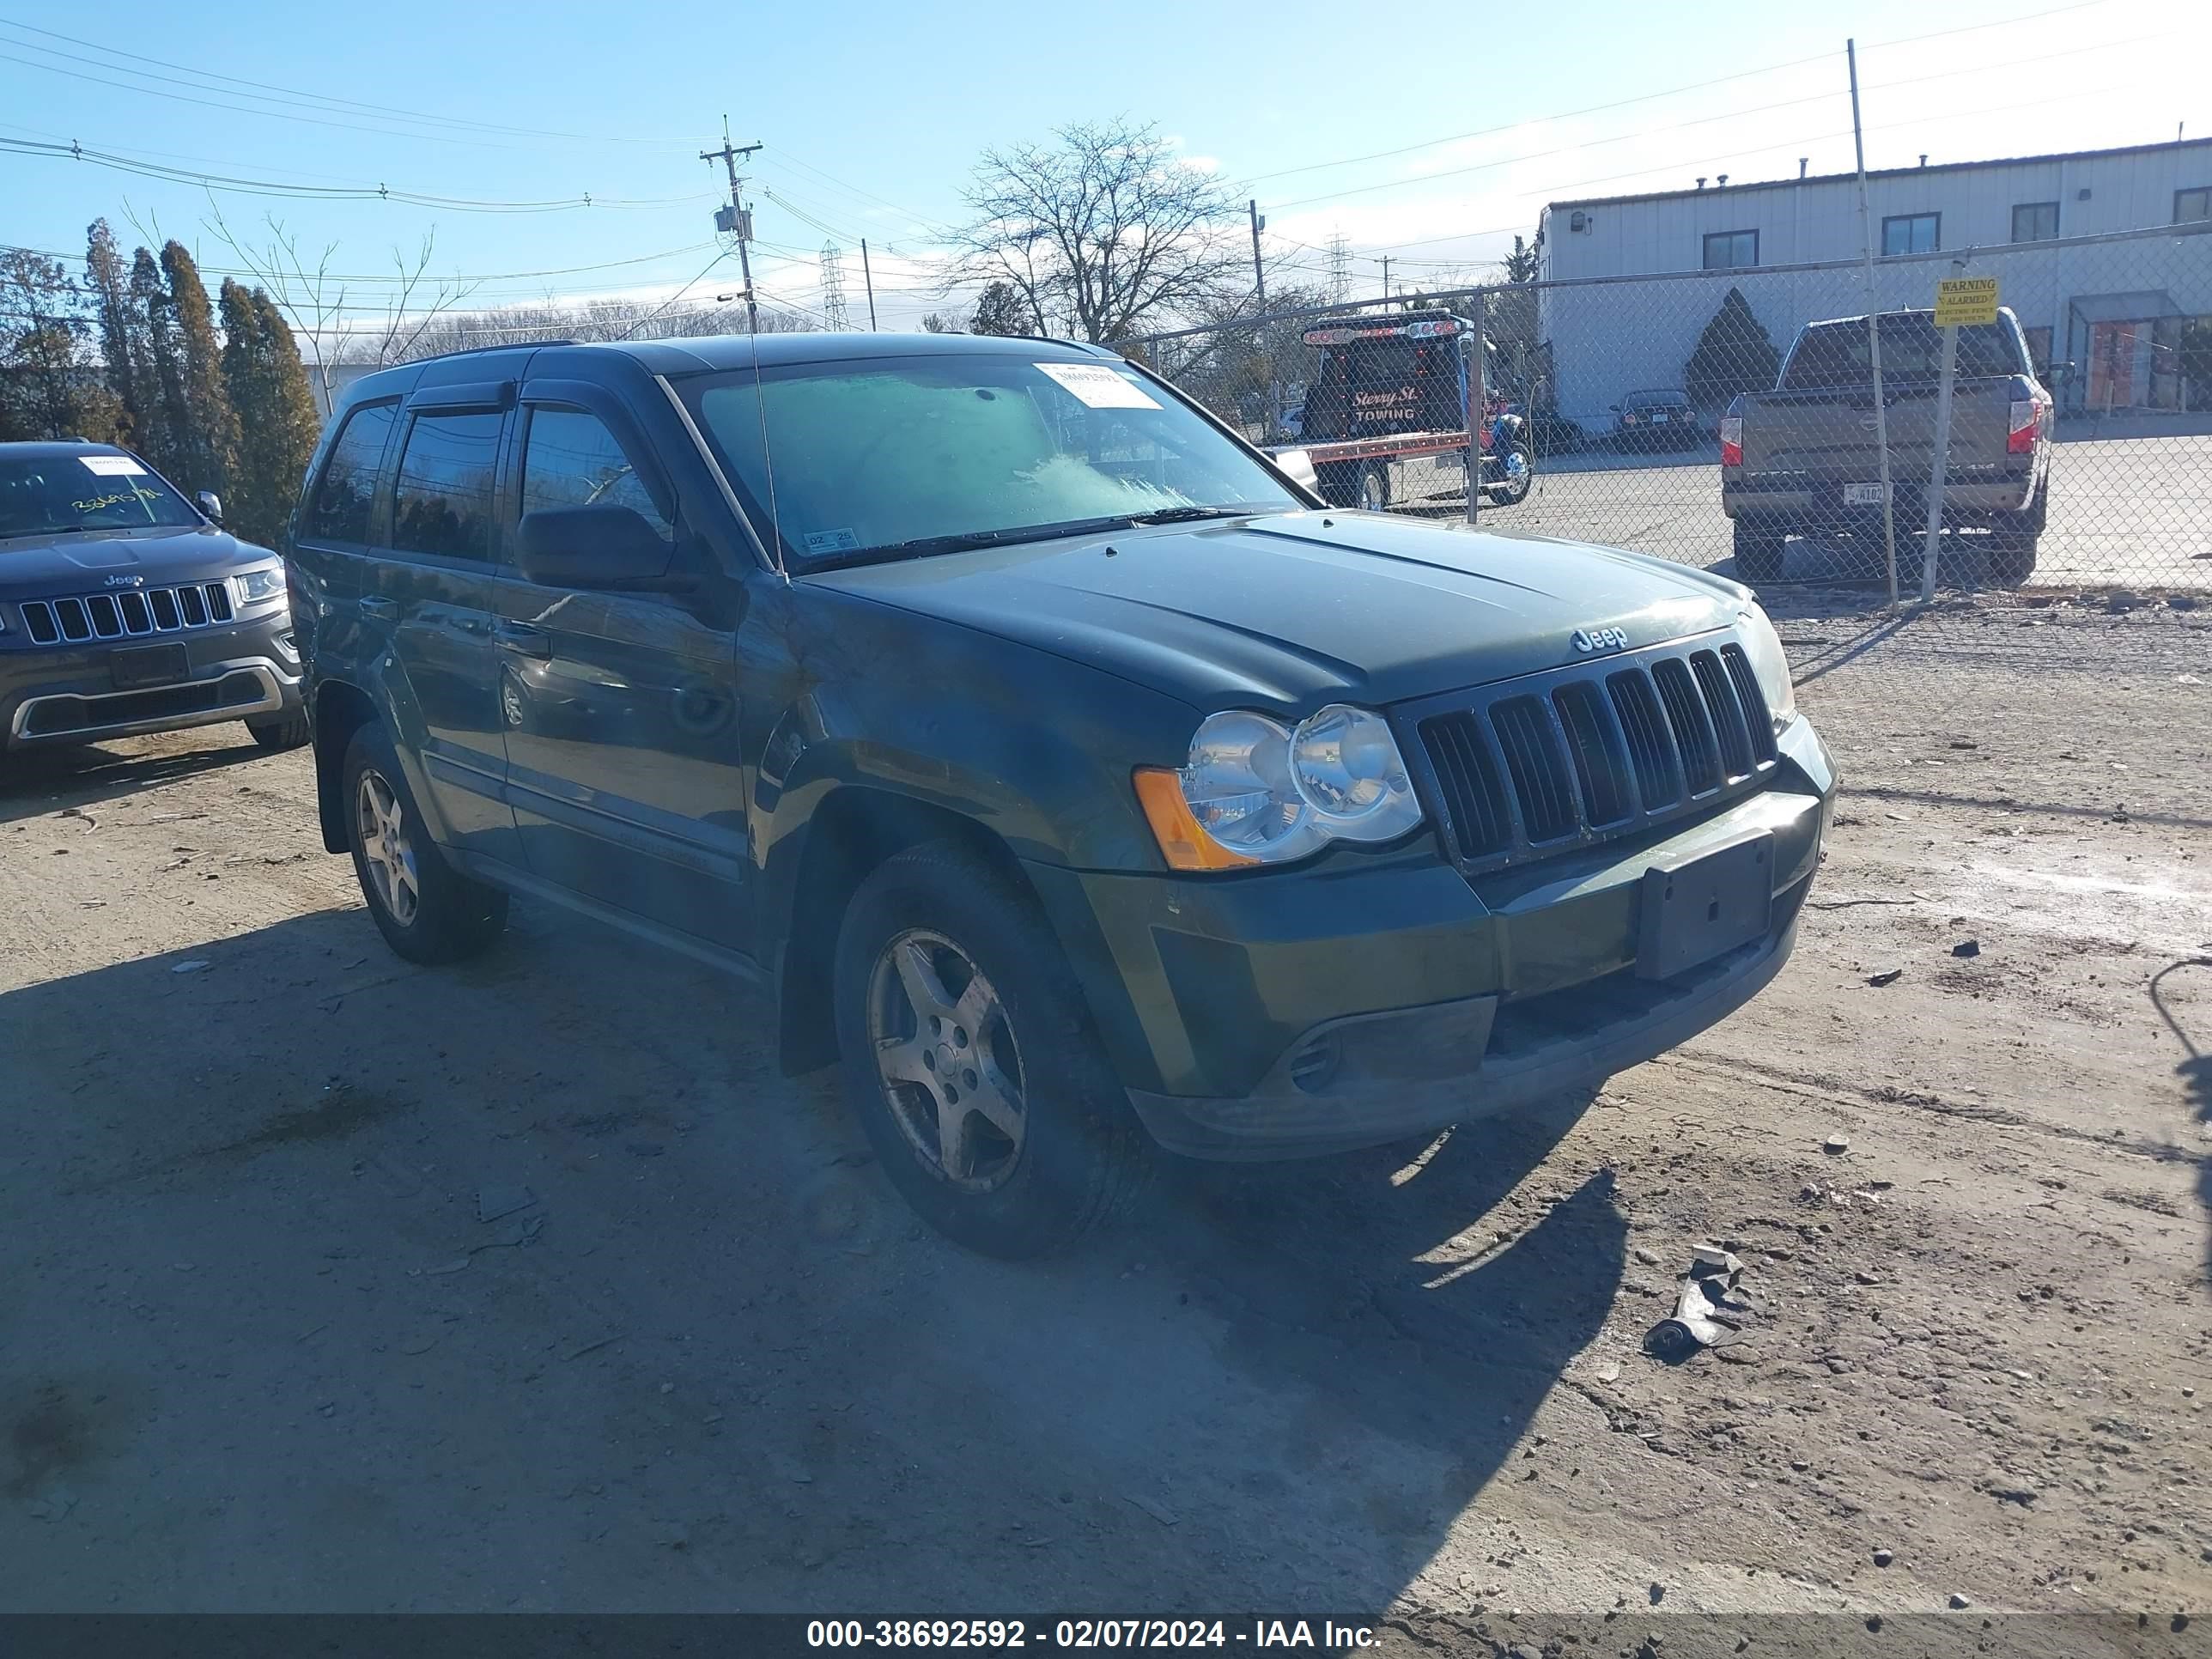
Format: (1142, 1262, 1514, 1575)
(1, 594, 2208, 1649)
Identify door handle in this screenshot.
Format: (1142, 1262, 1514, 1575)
(360, 596, 398, 622)
(495, 621, 553, 659)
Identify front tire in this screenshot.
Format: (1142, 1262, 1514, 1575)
(1356, 463, 1390, 513)
(832, 842, 1148, 1258)
(246, 712, 309, 750)
(342, 724, 507, 965)
(1733, 521, 1786, 584)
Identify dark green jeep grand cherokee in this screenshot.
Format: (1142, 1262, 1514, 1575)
(289, 332, 1832, 1256)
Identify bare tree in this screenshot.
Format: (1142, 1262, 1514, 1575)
(392, 293, 812, 361)
(203, 206, 476, 412)
(946, 119, 1243, 344)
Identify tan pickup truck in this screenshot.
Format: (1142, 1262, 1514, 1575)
(1719, 307, 2054, 586)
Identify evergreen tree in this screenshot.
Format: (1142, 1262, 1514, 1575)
(86, 220, 154, 447)
(0, 248, 125, 442)
(968, 281, 1034, 337)
(130, 246, 185, 477)
(219, 279, 321, 547)
(1684, 286, 1782, 410)
(159, 241, 241, 494)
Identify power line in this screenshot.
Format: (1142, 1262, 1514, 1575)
(0, 134, 711, 212)
(1316, 72, 2167, 262)
(757, 148, 949, 235)
(1261, 26, 2161, 215)
(0, 16, 703, 147)
(0, 236, 722, 289)
(1224, 0, 2107, 198)
(616, 247, 735, 340)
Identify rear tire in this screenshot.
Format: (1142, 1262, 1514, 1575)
(832, 841, 1149, 1258)
(342, 723, 507, 965)
(1986, 526, 2039, 586)
(246, 712, 309, 751)
(1486, 441, 1534, 507)
(1732, 521, 1786, 584)
(1356, 463, 1390, 513)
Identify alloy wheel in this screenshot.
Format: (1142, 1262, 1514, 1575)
(356, 769, 421, 927)
(866, 928, 1027, 1192)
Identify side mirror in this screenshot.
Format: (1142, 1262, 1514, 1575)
(516, 505, 675, 590)
(195, 490, 223, 525)
(2045, 361, 2075, 386)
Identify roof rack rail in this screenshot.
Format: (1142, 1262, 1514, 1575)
(408, 338, 580, 365)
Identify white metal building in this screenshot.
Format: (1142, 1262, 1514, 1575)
(1533, 139, 2212, 425)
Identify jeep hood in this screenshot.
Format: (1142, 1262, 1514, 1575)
(0, 524, 266, 596)
(813, 510, 1748, 712)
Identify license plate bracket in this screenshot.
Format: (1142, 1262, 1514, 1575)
(1636, 832, 1774, 981)
(1843, 481, 1888, 507)
(110, 642, 190, 690)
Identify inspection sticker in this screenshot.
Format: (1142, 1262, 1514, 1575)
(79, 455, 149, 477)
(802, 527, 860, 554)
(1033, 362, 1161, 410)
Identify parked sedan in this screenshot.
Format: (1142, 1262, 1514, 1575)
(1610, 390, 1703, 452)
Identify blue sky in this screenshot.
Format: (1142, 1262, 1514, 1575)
(3, 0, 2203, 337)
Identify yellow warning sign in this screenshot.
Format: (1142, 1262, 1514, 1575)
(1934, 276, 1999, 328)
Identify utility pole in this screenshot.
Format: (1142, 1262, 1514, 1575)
(1381, 256, 1392, 301)
(1249, 199, 1280, 442)
(1847, 40, 1900, 605)
(702, 120, 762, 335)
(860, 239, 878, 331)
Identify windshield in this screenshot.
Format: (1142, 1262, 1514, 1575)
(681, 354, 1304, 568)
(1782, 315, 2026, 389)
(0, 453, 199, 541)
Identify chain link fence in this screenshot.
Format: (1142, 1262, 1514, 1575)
(1129, 220, 2212, 594)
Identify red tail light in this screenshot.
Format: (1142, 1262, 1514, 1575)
(1719, 415, 1744, 468)
(2007, 398, 2043, 454)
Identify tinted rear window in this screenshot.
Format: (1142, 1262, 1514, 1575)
(1782, 316, 2024, 389)
(303, 403, 397, 544)
(391, 410, 502, 562)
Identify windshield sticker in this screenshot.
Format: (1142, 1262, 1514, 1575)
(1033, 362, 1162, 410)
(78, 455, 148, 477)
(803, 528, 860, 555)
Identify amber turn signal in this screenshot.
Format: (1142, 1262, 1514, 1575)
(1133, 768, 1259, 871)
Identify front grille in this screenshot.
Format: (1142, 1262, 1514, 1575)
(1414, 638, 1780, 870)
(19, 580, 235, 646)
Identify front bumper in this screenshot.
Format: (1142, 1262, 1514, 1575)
(1028, 719, 1832, 1160)
(0, 605, 301, 749)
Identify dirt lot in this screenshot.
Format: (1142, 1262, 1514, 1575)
(2, 592, 2209, 1644)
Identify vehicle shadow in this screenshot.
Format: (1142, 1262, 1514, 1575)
(0, 900, 1624, 1614)
(2148, 956, 2212, 1289)
(0, 732, 266, 825)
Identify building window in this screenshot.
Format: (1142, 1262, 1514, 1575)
(1702, 229, 1759, 270)
(2011, 202, 2058, 243)
(2177, 186, 2212, 224)
(1881, 213, 1941, 256)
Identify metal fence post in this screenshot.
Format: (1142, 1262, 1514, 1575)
(1466, 288, 1486, 527)
(1920, 258, 1966, 602)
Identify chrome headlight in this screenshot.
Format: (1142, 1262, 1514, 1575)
(233, 564, 287, 605)
(1158, 704, 1424, 868)
(1738, 605, 1796, 735)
